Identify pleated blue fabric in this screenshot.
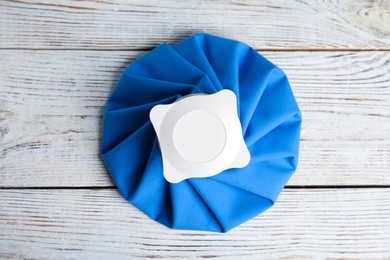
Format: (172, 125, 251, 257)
(101, 33, 301, 232)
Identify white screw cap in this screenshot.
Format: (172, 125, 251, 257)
(150, 89, 250, 183)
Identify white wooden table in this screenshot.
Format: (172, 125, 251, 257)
(1, 0, 390, 258)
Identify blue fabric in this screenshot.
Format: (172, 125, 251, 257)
(101, 33, 301, 232)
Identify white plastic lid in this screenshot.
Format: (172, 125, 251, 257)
(150, 89, 250, 183)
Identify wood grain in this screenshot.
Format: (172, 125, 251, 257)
(0, 188, 389, 258)
(0, 0, 389, 50)
(1, 0, 389, 258)
(1, 50, 389, 187)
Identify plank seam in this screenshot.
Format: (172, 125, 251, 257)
(0, 48, 389, 52)
(1, 186, 390, 190)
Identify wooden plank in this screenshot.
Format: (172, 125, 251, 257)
(1, 50, 389, 187)
(0, 0, 389, 50)
(0, 188, 389, 258)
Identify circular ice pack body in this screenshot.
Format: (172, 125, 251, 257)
(100, 33, 302, 232)
(150, 90, 250, 183)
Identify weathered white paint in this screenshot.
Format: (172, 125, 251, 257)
(0, 0, 389, 50)
(1, 51, 389, 187)
(1, 0, 390, 258)
(0, 189, 389, 259)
